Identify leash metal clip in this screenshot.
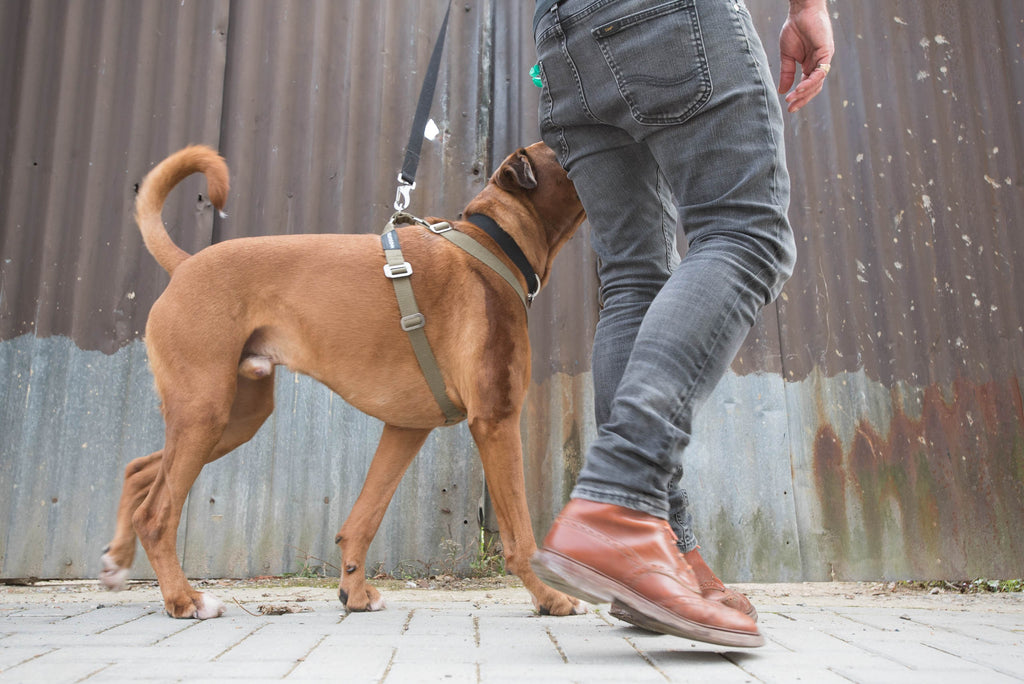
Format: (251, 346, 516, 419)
(394, 174, 415, 212)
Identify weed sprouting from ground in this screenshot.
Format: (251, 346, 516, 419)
(285, 530, 509, 585)
(896, 578, 1023, 594)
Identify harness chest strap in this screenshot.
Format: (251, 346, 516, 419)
(380, 228, 466, 425)
(435, 226, 531, 311)
(379, 215, 538, 425)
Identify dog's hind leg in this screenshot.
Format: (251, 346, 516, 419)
(100, 375, 275, 600)
(100, 374, 275, 594)
(211, 374, 276, 460)
(335, 424, 431, 612)
(130, 373, 275, 618)
(469, 416, 584, 616)
(133, 406, 227, 618)
(101, 451, 162, 590)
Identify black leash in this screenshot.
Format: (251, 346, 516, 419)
(378, 3, 465, 427)
(376, 3, 542, 427)
(394, 1, 453, 212)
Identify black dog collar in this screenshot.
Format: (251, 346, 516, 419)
(466, 214, 541, 302)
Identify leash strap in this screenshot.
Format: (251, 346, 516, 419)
(377, 3, 462, 424)
(394, 1, 453, 211)
(381, 225, 465, 426)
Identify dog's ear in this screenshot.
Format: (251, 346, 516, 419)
(496, 149, 538, 191)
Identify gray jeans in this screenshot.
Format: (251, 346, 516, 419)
(535, 0, 794, 550)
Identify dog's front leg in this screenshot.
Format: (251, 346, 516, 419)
(335, 424, 431, 612)
(469, 417, 584, 616)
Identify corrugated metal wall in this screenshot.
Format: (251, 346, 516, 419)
(776, 0, 1024, 580)
(2, 0, 1022, 583)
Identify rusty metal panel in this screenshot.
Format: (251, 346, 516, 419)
(745, 0, 1024, 580)
(0, 0, 231, 354)
(0, 0, 495, 581)
(1, 0, 232, 580)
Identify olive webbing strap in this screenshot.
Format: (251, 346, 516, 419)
(380, 3, 460, 426)
(435, 228, 529, 312)
(380, 228, 465, 426)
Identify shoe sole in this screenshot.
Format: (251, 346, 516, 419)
(531, 550, 764, 649)
(611, 599, 758, 628)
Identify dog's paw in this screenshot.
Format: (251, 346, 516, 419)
(99, 553, 129, 591)
(164, 592, 226, 619)
(339, 585, 387, 613)
(193, 593, 226, 620)
(367, 589, 387, 612)
(533, 592, 587, 616)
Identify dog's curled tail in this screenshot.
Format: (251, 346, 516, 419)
(135, 145, 229, 274)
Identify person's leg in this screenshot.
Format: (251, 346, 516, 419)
(533, 0, 771, 646)
(583, 165, 703, 555)
(560, 0, 794, 520)
(559, 138, 705, 526)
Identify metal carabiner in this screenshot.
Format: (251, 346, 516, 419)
(394, 175, 416, 212)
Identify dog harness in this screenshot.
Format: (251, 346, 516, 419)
(380, 211, 535, 425)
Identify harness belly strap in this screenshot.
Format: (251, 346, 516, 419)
(380, 229, 465, 426)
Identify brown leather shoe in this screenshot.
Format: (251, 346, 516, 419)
(530, 499, 763, 648)
(610, 547, 758, 629)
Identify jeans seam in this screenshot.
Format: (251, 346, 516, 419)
(554, 5, 599, 123)
(538, 61, 572, 163)
(572, 486, 669, 520)
(553, 0, 620, 32)
(658, 174, 676, 273)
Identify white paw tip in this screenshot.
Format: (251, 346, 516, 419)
(99, 553, 129, 591)
(195, 593, 226, 619)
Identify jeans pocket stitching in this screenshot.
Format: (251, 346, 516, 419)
(593, 1, 712, 125)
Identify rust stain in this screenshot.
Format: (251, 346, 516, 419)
(813, 376, 1024, 579)
(812, 423, 848, 574)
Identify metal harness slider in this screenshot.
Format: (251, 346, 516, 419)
(400, 313, 426, 331)
(383, 262, 413, 278)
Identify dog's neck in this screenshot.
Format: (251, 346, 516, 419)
(462, 186, 585, 290)
(465, 213, 540, 301)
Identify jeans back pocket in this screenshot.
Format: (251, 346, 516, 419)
(592, 0, 711, 125)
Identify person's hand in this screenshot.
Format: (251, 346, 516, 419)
(778, 0, 835, 113)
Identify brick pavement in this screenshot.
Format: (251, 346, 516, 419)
(1, 582, 1021, 682)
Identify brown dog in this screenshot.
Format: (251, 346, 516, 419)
(99, 143, 586, 619)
